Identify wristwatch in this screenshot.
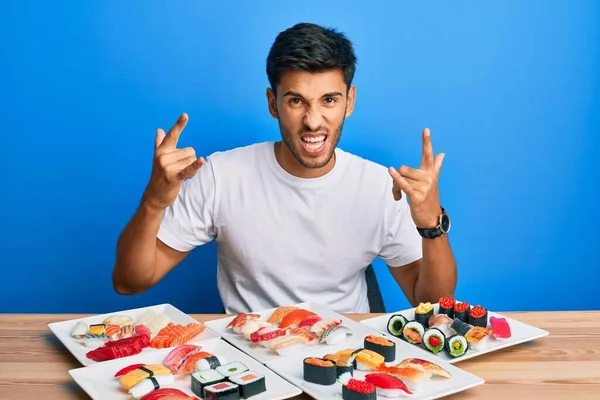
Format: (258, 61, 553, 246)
(417, 207, 451, 239)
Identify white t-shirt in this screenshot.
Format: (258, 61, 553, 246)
(157, 142, 423, 314)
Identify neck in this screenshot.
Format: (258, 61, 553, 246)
(274, 141, 336, 179)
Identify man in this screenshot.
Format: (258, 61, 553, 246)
(112, 22, 457, 314)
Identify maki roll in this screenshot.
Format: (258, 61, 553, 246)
(323, 354, 353, 378)
(445, 334, 468, 358)
(203, 381, 240, 400)
(451, 318, 474, 336)
(469, 305, 488, 328)
(423, 328, 446, 355)
(216, 362, 247, 378)
(453, 302, 471, 322)
(414, 302, 434, 327)
(363, 335, 396, 362)
(303, 357, 337, 385)
(402, 321, 425, 345)
(386, 314, 409, 338)
(228, 370, 266, 398)
(342, 378, 377, 400)
(191, 369, 226, 398)
(195, 355, 227, 371)
(438, 297, 456, 318)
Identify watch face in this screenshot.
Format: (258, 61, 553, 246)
(440, 214, 451, 233)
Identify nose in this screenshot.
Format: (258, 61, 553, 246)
(303, 107, 324, 132)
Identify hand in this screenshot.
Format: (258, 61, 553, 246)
(142, 113, 205, 211)
(388, 128, 445, 228)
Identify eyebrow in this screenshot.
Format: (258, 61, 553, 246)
(282, 91, 344, 99)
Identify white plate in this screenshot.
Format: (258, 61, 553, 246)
(359, 301, 549, 363)
(49, 303, 221, 366)
(265, 334, 484, 400)
(204, 302, 382, 364)
(69, 338, 303, 400)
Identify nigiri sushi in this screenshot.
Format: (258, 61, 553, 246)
(226, 312, 261, 333)
(311, 318, 342, 336)
(129, 375, 174, 399)
(428, 313, 453, 335)
(268, 335, 309, 356)
(375, 365, 431, 391)
(266, 306, 299, 324)
(365, 372, 412, 396)
(464, 326, 492, 351)
(278, 309, 317, 330)
(396, 357, 451, 378)
(320, 325, 353, 346)
(490, 316, 512, 340)
(250, 326, 286, 347)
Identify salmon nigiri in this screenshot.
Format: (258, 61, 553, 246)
(278, 309, 317, 330)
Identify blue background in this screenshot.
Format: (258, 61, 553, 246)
(1, 1, 598, 314)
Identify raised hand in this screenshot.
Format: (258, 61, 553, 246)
(142, 113, 205, 211)
(388, 128, 445, 228)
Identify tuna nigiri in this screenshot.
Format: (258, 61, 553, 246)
(489, 316, 512, 340)
(365, 372, 412, 396)
(278, 309, 317, 330)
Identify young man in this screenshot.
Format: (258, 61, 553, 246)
(112, 23, 457, 314)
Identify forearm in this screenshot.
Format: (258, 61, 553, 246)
(112, 200, 164, 293)
(414, 235, 457, 304)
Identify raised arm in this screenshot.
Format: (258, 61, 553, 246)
(112, 113, 205, 294)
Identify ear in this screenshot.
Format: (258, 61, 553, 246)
(266, 87, 278, 119)
(345, 85, 356, 118)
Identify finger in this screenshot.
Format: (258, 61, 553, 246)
(389, 167, 416, 199)
(398, 165, 429, 182)
(159, 113, 189, 151)
(434, 153, 445, 174)
(391, 180, 402, 200)
(420, 128, 434, 170)
(179, 156, 205, 179)
(155, 128, 166, 151)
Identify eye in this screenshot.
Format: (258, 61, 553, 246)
(288, 97, 303, 105)
(323, 97, 337, 104)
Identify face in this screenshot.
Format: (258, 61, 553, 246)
(267, 69, 355, 177)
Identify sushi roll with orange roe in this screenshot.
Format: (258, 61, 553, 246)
(341, 378, 376, 400)
(363, 335, 396, 362)
(303, 357, 336, 385)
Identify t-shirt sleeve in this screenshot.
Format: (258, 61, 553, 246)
(378, 188, 423, 267)
(156, 157, 218, 252)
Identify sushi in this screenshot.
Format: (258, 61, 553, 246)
(375, 365, 431, 391)
(191, 369, 226, 397)
(445, 334, 468, 358)
(364, 372, 412, 397)
(465, 326, 492, 351)
(422, 328, 446, 355)
(438, 297, 456, 318)
(135, 310, 170, 334)
(249, 327, 286, 347)
(216, 362, 248, 378)
(228, 370, 266, 398)
(342, 378, 377, 400)
(268, 334, 309, 356)
(469, 305, 488, 328)
(71, 321, 88, 339)
(195, 355, 227, 371)
(428, 314, 453, 336)
(266, 306, 299, 324)
(363, 335, 396, 362)
(303, 357, 337, 385)
(226, 313, 261, 333)
(278, 309, 317, 330)
(320, 325, 353, 345)
(402, 321, 425, 345)
(203, 381, 240, 400)
(353, 349, 385, 371)
(239, 320, 271, 338)
(451, 318, 474, 336)
(396, 358, 452, 379)
(88, 324, 106, 336)
(162, 344, 204, 373)
(323, 354, 353, 378)
(129, 375, 175, 399)
(386, 314, 409, 338)
(104, 314, 134, 327)
(119, 364, 172, 390)
(298, 315, 322, 328)
(310, 318, 343, 336)
(139, 388, 195, 400)
(453, 302, 471, 322)
(414, 302, 434, 326)
(490, 316, 512, 340)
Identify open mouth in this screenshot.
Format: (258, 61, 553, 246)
(300, 135, 327, 153)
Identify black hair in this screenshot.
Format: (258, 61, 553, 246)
(266, 22, 357, 93)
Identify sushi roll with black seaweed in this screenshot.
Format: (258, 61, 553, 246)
(414, 302, 434, 326)
(228, 370, 266, 398)
(451, 318, 474, 336)
(438, 297, 456, 318)
(423, 328, 446, 355)
(363, 335, 396, 362)
(191, 369, 226, 398)
(216, 362, 247, 378)
(341, 378, 377, 400)
(445, 334, 468, 358)
(323, 354, 353, 378)
(453, 302, 471, 322)
(303, 357, 337, 385)
(203, 381, 240, 400)
(402, 321, 425, 345)
(386, 314, 409, 338)
(195, 355, 227, 371)
(468, 305, 488, 328)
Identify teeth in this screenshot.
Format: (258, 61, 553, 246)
(302, 136, 325, 143)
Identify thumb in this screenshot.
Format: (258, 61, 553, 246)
(155, 128, 166, 151)
(434, 153, 445, 174)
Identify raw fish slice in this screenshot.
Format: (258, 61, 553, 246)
(489, 316, 512, 339)
(140, 388, 196, 400)
(365, 372, 412, 395)
(105, 324, 121, 339)
(114, 363, 146, 377)
(428, 314, 453, 333)
(268, 334, 309, 356)
(135, 324, 151, 339)
(226, 312, 261, 330)
(150, 322, 206, 349)
(240, 319, 271, 337)
(290, 327, 315, 343)
(375, 365, 431, 390)
(320, 325, 353, 345)
(266, 306, 299, 324)
(298, 315, 323, 328)
(310, 318, 342, 336)
(396, 357, 451, 378)
(177, 351, 214, 374)
(162, 344, 203, 373)
(278, 309, 317, 330)
(120, 324, 135, 338)
(250, 326, 287, 346)
(104, 314, 134, 327)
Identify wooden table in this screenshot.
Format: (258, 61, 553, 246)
(1, 311, 599, 399)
